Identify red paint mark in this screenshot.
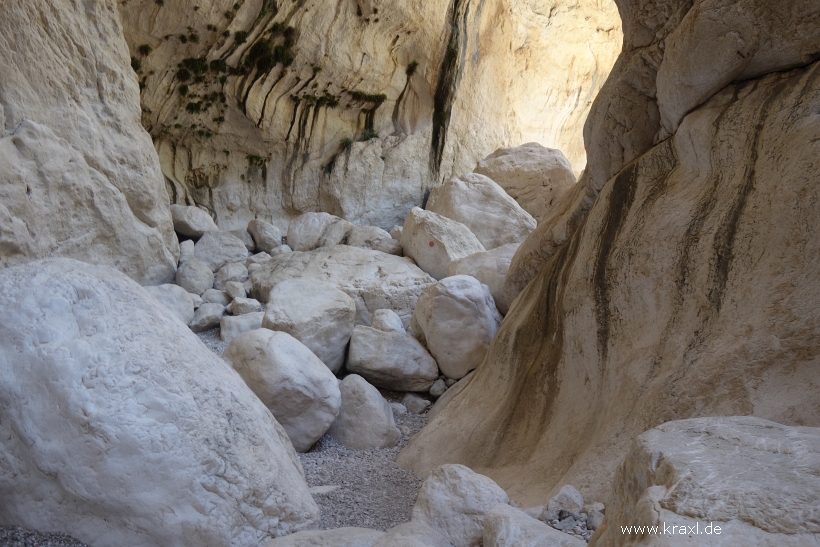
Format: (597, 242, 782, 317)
(429, 241, 435, 247)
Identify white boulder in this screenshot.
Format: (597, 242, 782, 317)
(263, 279, 356, 374)
(287, 212, 339, 252)
(179, 239, 195, 262)
(0, 258, 318, 546)
(474, 143, 577, 223)
(412, 464, 510, 547)
(190, 302, 225, 333)
(400, 208, 485, 280)
(230, 228, 256, 251)
(226, 280, 247, 299)
(372, 522, 453, 547)
(194, 231, 249, 271)
(202, 288, 230, 306)
(347, 326, 440, 392)
(144, 284, 195, 325)
(410, 276, 502, 379)
(447, 243, 519, 315)
(223, 329, 341, 452)
(174, 257, 214, 295)
(221, 312, 265, 344)
(248, 219, 283, 253)
(328, 375, 401, 450)
(228, 297, 262, 316)
(271, 244, 293, 256)
(426, 174, 536, 250)
(214, 262, 248, 290)
(484, 504, 585, 547)
(170, 204, 219, 237)
(548, 485, 584, 515)
(347, 225, 403, 255)
(251, 246, 434, 326)
(389, 226, 403, 240)
(402, 393, 432, 415)
(371, 309, 406, 334)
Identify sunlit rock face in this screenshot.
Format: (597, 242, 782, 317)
(400, 0, 820, 506)
(118, 0, 621, 230)
(0, 0, 179, 284)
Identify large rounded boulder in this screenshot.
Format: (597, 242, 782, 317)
(0, 258, 319, 547)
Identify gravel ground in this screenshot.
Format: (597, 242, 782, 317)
(0, 527, 89, 547)
(196, 328, 430, 531)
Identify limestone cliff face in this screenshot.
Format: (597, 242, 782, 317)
(0, 0, 179, 284)
(119, 0, 620, 231)
(400, 0, 820, 505)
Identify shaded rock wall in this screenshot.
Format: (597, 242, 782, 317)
(400, 0, 820, 505)
(119, 0, 621, 231)
(0, 0, 178, 285)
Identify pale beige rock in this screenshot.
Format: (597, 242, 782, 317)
(0, 258, 318, 546)
(484, 504, 585, 547)
(548, 485, 584, 515)
(265, 527, 385, 547)
(589, 417, 820, 547)
(371, 309, 406, 334)
(475, 143, 577, 224)
(179, 239, 195, 262)
(401, 58, 820, 506)
(190, 302, 225, 332)
(120, 0, 620, 230)
(0, 1, 178, 285)
(251, 246, 434, 327)
(228, 297, 262, 316)
(371, 522, 453, 547)
(329, 375, 401, 451)
(175, 258, 214, 296)
(220, 312, 265, 344)
(223, 329, 341, 453)
(144, 284, 195, 325)
(248, 219, 283, 254)
(263, 279, 356, 374)
(347, 226, 403, 255)
(230, 228, 256, 251)
(214, 262, 249, 290)
(202, 288, 230, 306)
(194, 231, 249, 272)
(448, 243, 519, 315)
(390, 226, 403, 240)
(288, 213, 339, 252)
(412, 464, 510, 547)
(400, 208, 485, 280)
(410, 276, 502, 379)
(347, 326, 439, 392)
(226, 280, 247, 300)
(426, 174, 536, 250)
(171, 204, 219, 237)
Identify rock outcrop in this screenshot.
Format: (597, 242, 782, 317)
(589, 417, 820, 547)
(401, 0, 820, 506)
(0, 258, 318, 546)
(0, 0, 178, 284)
(118, 0, 621, 230)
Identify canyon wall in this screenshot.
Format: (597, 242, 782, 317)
(119, 0, 621, 231)
(400, 0, 820, 505)
(0, 0, 178, 285)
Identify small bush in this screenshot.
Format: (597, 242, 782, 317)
(188, 32, 200, 44)
(223, 30, 231, 37)
(361, 129, 378, 141)
(210, 59, 227, 72)
(137, 44, 152, 56)
(185, 102, 202, 113)
(406, 60, 419, 76)
(130, 57, 142, 72)
(340, 137, 352, 149)
(234, 31, 248, 44)
(179, 34, 188, 44)
(233, 2, 241, 10)
(206, 24, 218, 32)
(155, 0, 164, 5)
(178, 84, 189, 96)
(219, 75, 228, 84)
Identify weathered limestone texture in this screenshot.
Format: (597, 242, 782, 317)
(401, 0, 820, 505)
(0, 0, 178, 284)
(589, 417, 820, 547)
(0, 258, 319, 547)
(118, 0, 621, 229)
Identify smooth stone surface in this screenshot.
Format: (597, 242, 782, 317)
(251, 246, 434, 327)
(410, 276, 502, 379)
(484, 504, 586, 547)
(179, 239, 195, 262)
(144, 283, 195, 325)
(328, 375, 401, 451)
(402, 394, 431, 415)
(412, 464, 510, 547)
(347, 226, 403, 255)
(447, 243, 519, 315)
(248, 219, 283, 254)
(214, 262, 249, 290)
(230, 228, 256, 251)
(371, 522, 453, 547)
(347, 326, 439, 392)
(175, 257, 214, 296)
(228, 297, 262, 316)
(220, 312, 265, 344)
(0, 258, 318, 546)
(426, 173, 536, 250)
(371, 309, 406, 334)
(389, 226, 403, 240)
(226, 280, 247, 299)
(263, 279, 356, 374)
(194, 231, 249, 272)
(202, 288, 230, 306)
(474, 143, 577, 223)
(548, 485, 584, 515)
(400, 208, 485, 280)
(171, 204, 219, 237)
(189, 302, 225, 332)
(429, 380, 447, 399)
(223, 330, 341, 452)
(287, 212, 339, 252)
